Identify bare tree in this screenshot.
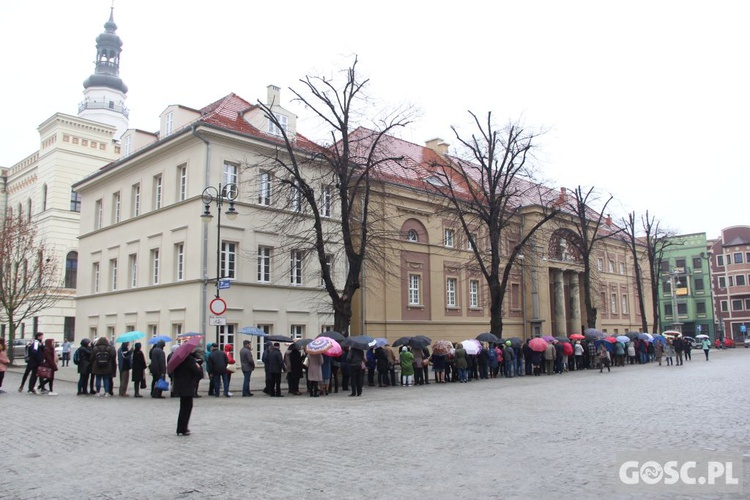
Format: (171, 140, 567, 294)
(641, 211, 674, 332)
(428, 112, 558, 336)
(623, 211, 650, 333)
(0, 214, 65, 362)
(561, 186, 624, 329)
(256, 57, 412, 334)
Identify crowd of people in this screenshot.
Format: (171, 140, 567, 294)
(1, 331, 716, 400)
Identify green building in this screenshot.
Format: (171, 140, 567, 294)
(659, 233, 715, 339)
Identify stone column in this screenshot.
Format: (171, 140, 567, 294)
(553, 269, 567, 335)
(568, 272, 581, 335)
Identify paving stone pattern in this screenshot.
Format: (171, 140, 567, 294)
(1, 350, 749, 499)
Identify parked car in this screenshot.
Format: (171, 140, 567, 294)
(11, 338, 29, 362)
(744, 338, 750, 348)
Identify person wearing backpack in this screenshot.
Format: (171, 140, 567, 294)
(75, 338, 93, 395)
(117, 342, 133, 397)
(91, 337, 116, 397)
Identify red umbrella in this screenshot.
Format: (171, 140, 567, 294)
(166, 335, 202, 374)
(569, 334, 585, 340)
(603, 336, 617, 343)
(563, 342, 574, 356)
(529, 338, 549, 352)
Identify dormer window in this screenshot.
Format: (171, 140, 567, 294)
(269, 113, 288, 136)
(165, 111, 174, 135)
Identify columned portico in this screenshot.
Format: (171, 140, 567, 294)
(568, 272, 581, 335)
(553, 269, 566, 335)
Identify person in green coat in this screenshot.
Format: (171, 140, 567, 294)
(400, 347, 414, 386)
(454, 344, 468, 382)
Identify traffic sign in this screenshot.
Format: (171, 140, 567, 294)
(218, 279, 231, 290)
(209, 315, 227, 326)
(209, 297, 227, 315)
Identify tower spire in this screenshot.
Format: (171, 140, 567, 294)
(78, 6, 129, 137)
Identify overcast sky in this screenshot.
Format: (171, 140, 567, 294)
(1, 0, 747, 239)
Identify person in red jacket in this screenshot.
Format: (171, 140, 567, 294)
(224, 343, 236, 388)
(38, 338, 59, 395)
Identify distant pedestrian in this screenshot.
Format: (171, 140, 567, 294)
(701, 338, 710, 361)
(75, 338, 93, 395)
(348, 346, 365, 396)
(37, 338, 59, 395)
(117, 342, 133, 397)
(306, 351, 323, 397)
(61, 340, 72, 367)
(239, 340, 255, 397)
(674, 337, 684, 366)
(131, 342, 147, 397)
(0, 339, 9, 393)
(207, 343, 230, 397)
(684, 340, 692, 361)
(91, 337, 116, 397)
(454, 343, 468, 383)
(627, 342, 636, 365)
(22, 332, 44, 394)
(265, 343, 284, 397)
(655, 341, 663, 366)
(400, 346, 414, 386)
(598, 344, 610, 373)
(285, 345, 303, 395)
(574, 341, 584, 371)
(544, 342, 556, 375)
(171, 348, 204, 437)
(665, 341, 674, 366)
(149, 340, 167, 398)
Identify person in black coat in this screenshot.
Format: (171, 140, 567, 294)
(131, 342, 147, 397)
(207, 343, 230, 397)
(172, 350, 204, 436)
(76, 338, 93, 395)
(286, 345, 304, 395)
(265, 343, 285, 397)
(149, 340, 167, 398)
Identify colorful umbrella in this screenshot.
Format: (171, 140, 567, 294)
(460, 339, 482, 355)
(569, 334, 586, 341)
(293, 338, 314, 350)
(595, 339, 615, 352)
(662, 330, 682, 337)
(148, 335, 173, 345)
(542, 335, 556, 343)
(637, 333, 653, 342)
(695, 334, 709, 340)
(321, 338, 342, 357)
(166, 335, 202, 374)
(603, 336, 617, 343)
(306, 337, 334, 354)
(432, 340, 453, 355)
(116, 331, 145, 343)
(529, 337, 549, 352)
(562, 342, 574, 356)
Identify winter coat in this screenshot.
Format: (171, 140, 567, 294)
(306, 352, 324, 382)
(544, 344, 556, 361)
(91, 338, 116, 376)
(149, 344, 166, 377)
(287, 348, 304, 378)
(347, 347, 365, 368)
(454, 347, 468, 370)
(118, 346, 133, 372)
(375, 347, 389, 371)
(239, 346, 255, 372)
(43, 340, 59, 372)
(76, 345, 92, 374)
(400, 350, 415, 376)
(207, 349, 228, 375)
(0, 348, 9, 372)
(265, 347, 284, 374)
(131, 348, 147, 383)
(172, 354, 203, 397)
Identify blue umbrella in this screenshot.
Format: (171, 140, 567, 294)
(239, 326, 267, 336)
(374, 337, 388, 348)
(116, 331, 145, 343)
(148, 335, 173, 345)
(652, 334, 666, 345)
(594, 339, 615, 353)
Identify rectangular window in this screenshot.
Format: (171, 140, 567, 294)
(732, 299, 743, 311)
(469, 280, 479, 308)
(445, 228, 455, 248)
(148, 325, 158, 338)
(109, 258, 118, 291)
(258, 172, 271, 205)
(151, 249, 160, 285)
(745, 299, 750, 311)
(467, 233, 477, 251)
(446, 278, 457, 307)
(694, 278, 704, 291)
(290, 250, 303, 285)
(734, 252, 743, 264)
(112, 192, 121, 223)
(172, 324, 183, 337)
(717, 255, 724, 266)
(128, 253, 137, 288)
(619, 262, 625, 275)
(720, 300, 728, 312)
(660, 261, 670, 273)
(696, 301, 706, 314)
(255, 324, 271, 361)
(621, 294, 628, 314)
(611, 293, 617, 313)
(178, 165, 187, 201)
(95, 199, 103, 229)
(122, 135, 132, 157)
(219, 324, 236, 348)
(608, 260, 614, 273)
(220, 242, 236, 279)
(153, 174, 163, 209)
(269, 113, 288, 136)
(675, 258, 686, 270)
(510, 283, 521, 309)
(746, 252, 750, 263)
(718, 276, 726, 289)
(223, 162, 238, 187)
(597, 258, 603, 272)
(165, 111, 174, 135)
(736, 274, 746, 287)
(132, 183, 141, 217)
(664, 303, 673, 317)
(693, 257, 703, 270)
(70, 189, 82, 212)
(64, 317, 75, 341)
(290, 324, 304, 340)
(92, 262, 100, 293)
(175, 244, 184, 281)
(321, 185, 332, 217)
(408, 274, 421, 305)
(258, 246, 271, 282)
(290, 181, 301, 213)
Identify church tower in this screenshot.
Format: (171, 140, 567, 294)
(78, 7, 129, 138)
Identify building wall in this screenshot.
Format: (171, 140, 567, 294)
(709, 226, 750, 342)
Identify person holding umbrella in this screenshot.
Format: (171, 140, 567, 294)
(131, 343, 147, 397)
(168, 341, 204, 436)
(117, 342, 133, 397)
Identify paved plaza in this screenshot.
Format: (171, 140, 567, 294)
(1, 349, 749, 499)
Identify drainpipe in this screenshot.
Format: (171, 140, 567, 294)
(192, 125, 211, 337)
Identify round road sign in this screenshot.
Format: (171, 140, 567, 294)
(209, 297, 227, 315)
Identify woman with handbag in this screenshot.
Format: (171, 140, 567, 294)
(224, 343, 236, 387)
(37, 338, 59, 395)
(171, 348, 204, 436)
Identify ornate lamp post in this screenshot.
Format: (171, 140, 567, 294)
(201, 183, 238, 343)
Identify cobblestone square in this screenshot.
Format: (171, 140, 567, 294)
(1, 349, 748, 499)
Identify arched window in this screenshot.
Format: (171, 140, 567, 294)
(406, 229, 419, 242)
(42, 184, 48, 211)
(64, 251, 78, 289)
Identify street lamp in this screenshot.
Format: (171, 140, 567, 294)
(201, 183, 238, 343)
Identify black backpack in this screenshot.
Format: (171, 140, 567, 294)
(73, 348, 80, 365)
(95, 349, 110, 368)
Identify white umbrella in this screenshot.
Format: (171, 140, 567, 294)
(461, 339, 483, 355)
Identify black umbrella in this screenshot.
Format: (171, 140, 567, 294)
(317, 331, 346, 342)
(265, 334, 293, 343)
(293, 338, 314, 350)
(392, 336, 413, 348)
(554, 336, 571, 343)
(584, 328, 606, 340)
(476, 332, 500, 343)
(342, 335, 376, 350)
(506, 337, 523, 348)
(409, 336, 431, 348)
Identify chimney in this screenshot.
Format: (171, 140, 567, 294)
(425, 138, 449, 155)
(605, 213, 612, 226)
(557, 187, 567, 204)
(267, 85, 281, 106)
